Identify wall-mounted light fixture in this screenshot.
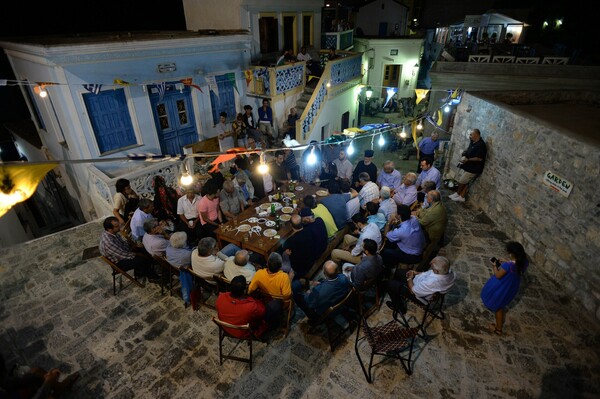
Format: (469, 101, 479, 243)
(158, 63, 177, 73)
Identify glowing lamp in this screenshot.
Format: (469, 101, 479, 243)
(378, 134, 385, 147)
(365, 87, 373, 99)
(347, 140, 355, 155)
(444, 105, 451, 113)
(0, 163, 57, 218)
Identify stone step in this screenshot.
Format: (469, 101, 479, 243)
(296, 99, 308, 108)
(296, 107, 305, 115)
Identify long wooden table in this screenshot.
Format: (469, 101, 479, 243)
(215, 183, 325, 259)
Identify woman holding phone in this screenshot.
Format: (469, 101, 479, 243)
(481, 241, 529, 335)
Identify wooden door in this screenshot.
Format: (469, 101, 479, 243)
(381, 64, 401, 97)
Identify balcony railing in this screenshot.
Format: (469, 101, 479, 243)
(321, 29, 354, 51)
(246, 62, 307, 98)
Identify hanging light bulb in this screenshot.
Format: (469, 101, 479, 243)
(307, 146, 317, 165)
(179, 163, 193, 186)
(326, 80, 331, 88)
(365, 86, 373, 99)
(378, 133, 385, 147)
(444, 104, 451, 113)
(257, 152, 269, 174)
(35, 85, 47, 98)
(417, 120, 423, 130)
(400, 125, 407, 139)
(347, 140, 355, 155)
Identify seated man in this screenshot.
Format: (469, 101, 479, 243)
(130, 198, 154, 241)
(331, 214, 381, 266)
(142, 218, 170, 257)
(233, 168, 255, 206)
(304, 195, 337, 238)
(377, 160, 402, 192)
(365, 202, 387, 231)
(177, 187, 202, 246)
(342, 179, 360, 221)
(191, 237, 240, 283)
(216, 275, 269, 338)
(99, 217, 159, 281)
(414, 190, 447, 247)
(249, 252, 292, 298)
(224, 249, 257, 282)
(382, 205, 426, 269)
(393, 172, 418, 206)
(166, 231, 193, 268)
(357, 172, 380, 209)
(417, 180, 437, 209)
(198, 179, 223, 237)
(292, 261, 351, 322)
(219, 179, 246, 221)
(342, 238, 384, 288)
(386, 256, 456, 314)
(281, 214, 319, 277)
(299, 208, 328, 259)
(416, 158, 442, 190)
(378, 186, 397, 222)
(319, 180, 357, 230)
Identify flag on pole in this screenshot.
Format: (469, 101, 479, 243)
(437, 110, 443, 126)
(225, 72, 239, 95)
(180, 78, 203, 93)
(83, 84, 103, 95)
(155, 82, 166, 100)
(415, 89, 429, 104)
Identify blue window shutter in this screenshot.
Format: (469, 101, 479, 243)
(84, 89, 136, 154)
(209, 74, 237, 124)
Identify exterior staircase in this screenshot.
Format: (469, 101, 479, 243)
(295, 78, 318, 116)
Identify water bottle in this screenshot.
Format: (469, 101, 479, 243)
(270, 203, 276, 216)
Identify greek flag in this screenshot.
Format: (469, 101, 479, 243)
(155, 82, 166, 100)
(83, 84, 102, 95)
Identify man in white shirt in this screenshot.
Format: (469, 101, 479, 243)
(333, 149, 353, 181)
(191, 237, 240, 284)
(386, 256, 456, 314)
(216, 112, 234, 152)
(177, 188, 201, 245)
(223, 249, 257, 282)
(331, 214, 381, 266)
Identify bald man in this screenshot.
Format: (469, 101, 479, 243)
(223, 249, 257, 282)
(291, 261, 351, 322)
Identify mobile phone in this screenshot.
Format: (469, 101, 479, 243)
(490, 257, 500, 267)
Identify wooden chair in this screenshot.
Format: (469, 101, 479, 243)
(356, 277, 383, 319)
(309, 288, 357, 352)
(152, 255, 181, 297)
(253, 289, 294, 338)
(212, 317, 263, 370)
(354, 315, 419, 382)
(214, 274, 232, 293)
(186, 268, 220, 310)
(396, 292, 448, 338)
(100, 256, 145, 295)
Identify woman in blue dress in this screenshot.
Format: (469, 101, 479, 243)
(481, 241, 528, 335)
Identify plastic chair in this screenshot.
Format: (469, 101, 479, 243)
(354, 315, 419, 382)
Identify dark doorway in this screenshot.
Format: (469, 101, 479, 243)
(302, 15, 312, 46)
(341, 111, 350, 131)
(259, 17, 279, 54)
(283, 16, 295, 54)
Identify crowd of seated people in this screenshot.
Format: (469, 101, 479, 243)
(101, 135, 458, 340)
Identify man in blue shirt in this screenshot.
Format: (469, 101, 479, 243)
(418, 132, 439, 171)
(292, 260, 351, 322)
(376, 160, 402, 192)
(130, 198, 154, 241)
(382, 204, 426, 270)
(416, 158, 442, 190)
(320, 180, 357, 229)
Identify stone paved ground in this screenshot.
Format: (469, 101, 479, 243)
(1, 195, 599, 399)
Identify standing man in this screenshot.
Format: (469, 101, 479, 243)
(258, 98, 275, 146)
(416, 158, 442, 190)
(270, 150, 291, 187)
(377, 160, 402, 192)
(352, 150, 378, 190)
(243, 105, 260, 142)
(450, 128, 487, 202)
(216, 112, 234, 152)
(333, 148, 353, 181)
(198, 179, 223, 237)
(177, 187, 202, 246)
(286, 107, 299, 140)
(417, 132, 439, 171)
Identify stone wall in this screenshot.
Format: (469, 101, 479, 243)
(445, 92, 600, 319)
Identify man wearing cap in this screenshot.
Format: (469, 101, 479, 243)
(377, 160, 402, 192)
(352, 150, 378, 190)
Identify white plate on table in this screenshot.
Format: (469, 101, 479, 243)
(281, 206, 294, 214)
(295, 186, 304, 191)
(257, 218, 268, 224)
(316, 190, 329, 196)
(263, 229, 277, 238)
(246, 217, 258, 223)
(280, 214, 291, 222)
(265, 220, 276, 227)
(237, 224, 251, 232)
